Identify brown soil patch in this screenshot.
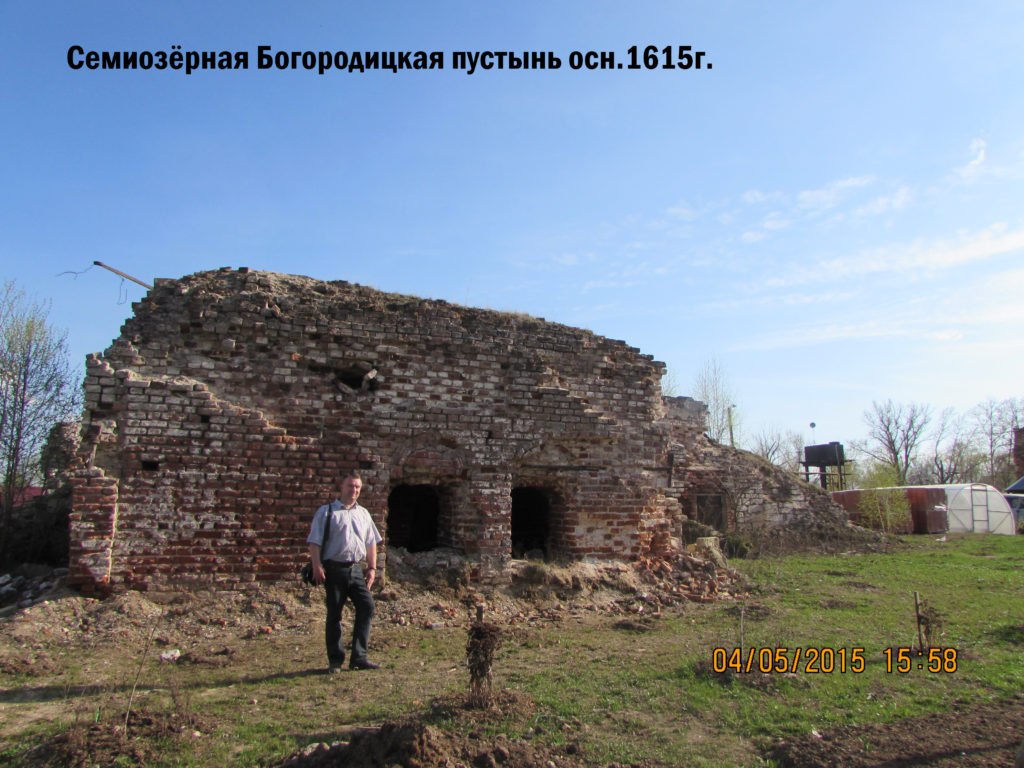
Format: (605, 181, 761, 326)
(271, 719, 591, 768)
(769, 695, 1024, 767)
(3, 555, 1022, 768)
(271, 692, 593, 768)
(22, 708, 211, 768)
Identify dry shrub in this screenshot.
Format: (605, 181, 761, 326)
(466, 621, 502, 708)
(917, 599, 943, 651)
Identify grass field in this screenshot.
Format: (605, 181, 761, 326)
(1, 533, 1021, 767)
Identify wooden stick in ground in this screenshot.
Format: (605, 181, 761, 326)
(914, 591, 925, 651)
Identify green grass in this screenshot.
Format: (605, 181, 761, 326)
(502, 534, 1024, 766)
(2, 534, 1021, 768)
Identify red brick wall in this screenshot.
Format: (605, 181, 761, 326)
(70, 269, 683, 592)
(1014, 427, 1024, 478)
(70, 268, 840, 592)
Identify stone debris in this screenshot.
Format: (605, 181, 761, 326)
(0, 566, 70, 617)
(635, 550, 746, 606)
(0, 546, 748, 664)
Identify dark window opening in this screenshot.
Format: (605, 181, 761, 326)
(308, 361, 380, 393)
(338, 369, 364, 389)
(695, 493, 726, 531)
(387, 484, 440, 552)
(337, 365, 379, 392)
(511, 487, 550, 560)
(141, 460, 160, 472)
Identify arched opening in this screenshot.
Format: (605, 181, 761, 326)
(695, 493, 726, 531)
(387, 484, 440, 552)
(511, 486, 550, 559)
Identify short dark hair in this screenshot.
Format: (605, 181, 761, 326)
(343, 471, 362, 482)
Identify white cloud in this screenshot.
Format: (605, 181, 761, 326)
(737, 174, 883, 244)
(891, 223, 1024, 272)
(734, 262, 1024, 351)
(955, 138, 987, 180)
(699, 289, 856, 312)
(734, 320, 901, 351)
(666, 201, 699, 221)
(764, 223, 1024, 288)
(762, 212, 791, 231)
(853, 186, 913, 217)
(923, 329, 965, 342)
(742, 189, 785, 206)
(796, 175, 875, 213)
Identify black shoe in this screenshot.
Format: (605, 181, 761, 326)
(349, 660, 380, 670)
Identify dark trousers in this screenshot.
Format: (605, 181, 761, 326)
(324, 563, 375, 667)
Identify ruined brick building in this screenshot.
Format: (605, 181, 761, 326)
(69, 268, 845, 593)
(1015, 428, 1024, 478)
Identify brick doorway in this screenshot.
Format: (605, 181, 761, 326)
(387, 484, 441, 552)
(695, 493, 726, 531)
(511, 486, 551, 559)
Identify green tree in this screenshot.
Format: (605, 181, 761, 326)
(0, 282, 81, 566)
(854, 461, 910, 533)
(854, 460, 902, 490)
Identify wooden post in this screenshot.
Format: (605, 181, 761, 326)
(93, 261, 152, 290)
(739, 605, 745, 657)
(914, 592, 924, 651)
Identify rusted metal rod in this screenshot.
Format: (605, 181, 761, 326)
(93, 261, 152, 290)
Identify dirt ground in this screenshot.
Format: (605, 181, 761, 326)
(767, 696, 1024, 767)
(2, 551, 1023, 768)
(263, 695, 1024, 768)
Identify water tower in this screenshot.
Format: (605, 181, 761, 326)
(802, 441, 848, 490)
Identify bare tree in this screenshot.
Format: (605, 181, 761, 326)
(753, 426, 783, 465)
(753, 425, 803, 473)
(0, 282, 81, 566)
(860, 399, 932, 485)
(925, 407, 980, 484)
(971, 398, 1006, 482)
(660, 367, 680, 397)
(692, 357, 740, 445)
(970, 397, 1023, 487)
(1005, 397, 1024, 433)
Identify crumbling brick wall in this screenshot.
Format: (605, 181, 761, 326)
(70, 269, 686, 592)
(69, 268, 845, 593)
(659, 397, 847, 552)
(1014, 428, 1024, 478)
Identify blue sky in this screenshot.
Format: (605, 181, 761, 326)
(2, 1, 1022, 448)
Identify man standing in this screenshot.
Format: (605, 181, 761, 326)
(307, 472, 383, 672)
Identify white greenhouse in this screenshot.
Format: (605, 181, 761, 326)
(833, 483, 1017, 535)
(939, 483, 1016, 535)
